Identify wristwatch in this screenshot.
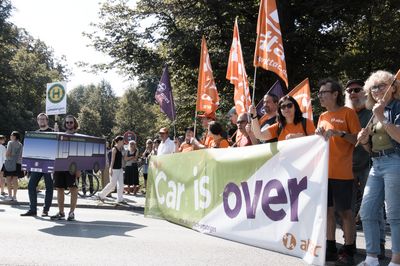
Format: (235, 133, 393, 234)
(250, 114, 257, 120)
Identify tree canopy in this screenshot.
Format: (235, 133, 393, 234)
(84, 0, 400, 133)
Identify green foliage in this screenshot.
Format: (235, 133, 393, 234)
(68, 81, 118, 139)
(84, 0, 399, 127)
(113, 88, 159, 148)
(0, 2, 67, 136)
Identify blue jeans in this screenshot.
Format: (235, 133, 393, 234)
(28, 172, 53, 212)
(360, 153, 400, 254)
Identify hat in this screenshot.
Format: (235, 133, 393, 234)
(159, 127, 169, 134)
(345, 79, 364, 88)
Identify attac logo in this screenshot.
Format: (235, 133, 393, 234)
(282, 233, 296, 250)
(47, 83, 66, 104)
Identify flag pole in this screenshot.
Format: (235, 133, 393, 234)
(193, 111, 198, 139)
(355, 72, 399, 147)
(251, 67, 257, 105)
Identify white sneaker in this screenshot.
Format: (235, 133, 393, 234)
(5, 196, 13, 201)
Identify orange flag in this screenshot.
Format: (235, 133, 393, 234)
(288, 78, 313, 120)
(254, 0, 288, 87)
(227, 19, 251, 116)
(196, 36, 220, 117)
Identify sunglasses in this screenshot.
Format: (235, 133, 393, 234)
(65, 121, 74, 124)
(317, 90, 333, 97)
(346, 87, 363, 94)
(371, 83, 387, 93)
(280, 103, 294, 110)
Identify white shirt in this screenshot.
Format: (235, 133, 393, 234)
(157, 138, 176, 155)
(0, 145, 6, 167)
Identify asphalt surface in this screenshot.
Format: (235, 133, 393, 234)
(0, 190, 394, 265)
(0, 189, 145, 213)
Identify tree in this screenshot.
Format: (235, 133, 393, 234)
(84, 0, 400, 127)
(68, 81, 118, 139)
(113, 88, 158, 147)
(78, 106, 102, 136)
(0, 3, 67, 135)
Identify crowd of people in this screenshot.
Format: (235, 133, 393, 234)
(0, 70, 399, 266)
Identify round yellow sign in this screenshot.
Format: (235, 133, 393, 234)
(48, 83, 65, 103)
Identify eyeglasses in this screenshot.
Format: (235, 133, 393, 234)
(317, 90, 333, 97)
(346, 87, 363, 94)
(280, 103, 294, 110)
(65, 121, 74, 124)
(371, 83, 388, 93)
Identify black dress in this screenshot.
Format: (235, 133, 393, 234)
(124, 150, 139, 186)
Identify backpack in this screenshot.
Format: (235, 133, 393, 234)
(277, 117, 308, 139)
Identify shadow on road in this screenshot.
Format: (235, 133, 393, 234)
(39, 220, 146, 239)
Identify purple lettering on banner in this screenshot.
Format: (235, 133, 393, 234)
(261, 179, 287, 221)
(288, 176, 307, 222)
(223, 182, 242, 218)
(241, 180, 263, 219)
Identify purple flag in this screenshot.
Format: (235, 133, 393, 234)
(255, 80, 284, 117)
(155, 66, 176, 121)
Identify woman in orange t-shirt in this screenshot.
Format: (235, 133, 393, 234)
(250, 95, 315, 141)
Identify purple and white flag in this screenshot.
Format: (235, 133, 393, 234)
(255, 80, 284, 117)
(155, 66, 176, 121)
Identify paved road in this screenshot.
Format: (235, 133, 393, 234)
(0, 204, 310, 266)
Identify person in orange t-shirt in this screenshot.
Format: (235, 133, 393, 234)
(315, 78, 361, 264)
(207, 121, 229, 148)
(178, 127, 198, 153)
(250, 96, 315, 142)
(198, 114, 214, 147)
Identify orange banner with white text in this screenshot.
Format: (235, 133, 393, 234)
(254, 0, 288, 87)
(288, 78, 313, 120)
(196, 36, 220, 117)
(227, 19, 251, 116)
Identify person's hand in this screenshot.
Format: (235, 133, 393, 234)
(315, 127, 325, 136)
(372, 99, 386, 123)
(245, 123, 252, 133)
(285, 133, 304, 140)
(109, 169, 113, 176)
(357, 128, 370, 144)
(249, 105, 257, 118)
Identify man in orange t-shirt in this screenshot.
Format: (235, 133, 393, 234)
(316, 78, 361, 265)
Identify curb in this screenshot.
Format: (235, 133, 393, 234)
(0, 201, 145, 213)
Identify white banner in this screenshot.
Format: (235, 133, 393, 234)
(46, 81, 67, 115)
(195, 136, 328, 265)
(146, 136, 329, 265)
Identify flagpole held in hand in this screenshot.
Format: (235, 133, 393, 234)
(355, 71, 399, 147)
(252, 67, 257, 105)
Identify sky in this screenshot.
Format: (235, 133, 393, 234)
(10, 0, 132, 97)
